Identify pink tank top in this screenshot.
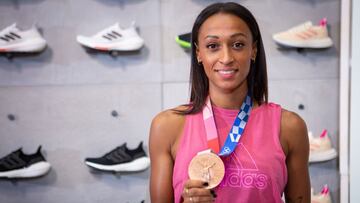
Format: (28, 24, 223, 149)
(173, 103, 287, 203)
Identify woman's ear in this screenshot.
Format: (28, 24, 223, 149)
(195, 43, 202, 63)
(251, 41, 258, 61)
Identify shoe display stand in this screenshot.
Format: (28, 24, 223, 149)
(0, 0, 341, 203)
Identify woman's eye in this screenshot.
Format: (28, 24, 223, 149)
(233, 42, 244, 49)
(206, 43, 218, 49)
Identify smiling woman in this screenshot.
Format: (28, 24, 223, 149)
(149, 2, 310, 203)
(195, 13, 256, 104)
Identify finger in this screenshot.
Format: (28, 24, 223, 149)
(182, 184, 209, 198)
(183, 188, 216, 203)
(183, 187, 190, 197)
(186, 195, 215, 203)
(182, 179, 213, 202)
(184, 179, 209, 189)
(187, 187, 213, 197)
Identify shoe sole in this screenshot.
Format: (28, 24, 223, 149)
(0, 161, 51, 178)
(175, 36, 191, 49)
(311, 195, 331, 203)
(77, 36, 144, 51)
(309, 148, 337, 163)
(273, 37, 333, 48)
(85, 157, 150, 172)
(0, 38, 47, 53)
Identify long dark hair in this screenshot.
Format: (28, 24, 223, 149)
(178, 2, 268, 114)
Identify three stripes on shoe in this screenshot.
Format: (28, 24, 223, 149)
(101, 31, 122, 41)
(0, 146, 51, 178)
(84, 142, 150, 172)
(0, 32, 21, 42)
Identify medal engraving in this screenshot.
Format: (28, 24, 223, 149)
(188, 151, 225, 189)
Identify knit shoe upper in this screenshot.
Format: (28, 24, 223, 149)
(273, 18, 333, 48)
(0, 23, 47, 53)
(76, 22, 144, 51)
(85, 142, 150, 172)
(175, 32, 191, 49)
(309, 129, 337, 163)
(311, 185, 332, 203)
(0, 146, 51, 178)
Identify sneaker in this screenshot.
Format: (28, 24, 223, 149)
(309, 129, 337, 163)
(0, 146, 51, 178)
(0, 23, 47, 53)
(272, 18, 333, 48)
(76, 22, 144, 51)
(85, 142, 150, 172)
(311, 185, 332, 203)
(175, 32, 191, 49)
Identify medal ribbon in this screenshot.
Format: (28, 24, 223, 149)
(202, 94, 252, 156)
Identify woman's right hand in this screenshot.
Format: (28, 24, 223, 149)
(182, 179, 217, 203)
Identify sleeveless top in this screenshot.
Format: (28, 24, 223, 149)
(172, 103, 287, 203)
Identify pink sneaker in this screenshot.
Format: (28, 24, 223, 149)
(311, 185, 332, 203)
(309, 129, 337, 163)
(273, 18, 333, 48)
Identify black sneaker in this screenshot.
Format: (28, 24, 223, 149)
(175, 32, 191, 49)
(85, 141, 150, 172)
(0, 146, 51, 178)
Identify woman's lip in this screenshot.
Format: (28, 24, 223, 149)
(217, 70, 236, 74)
(214, 67, 237, 71)
(214, 69, 238, 73)
(215, 69, 238, 78)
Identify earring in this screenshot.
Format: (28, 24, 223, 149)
(197, 58, 202, 65)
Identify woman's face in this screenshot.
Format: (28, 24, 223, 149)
(196, 13, 257, 94)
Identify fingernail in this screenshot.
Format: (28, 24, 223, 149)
(203, 182, 209, 186)
(210, 190, 217, 198)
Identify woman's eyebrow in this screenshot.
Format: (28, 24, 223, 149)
(204, 32, 247, 40)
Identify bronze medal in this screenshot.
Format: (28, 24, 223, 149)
(188, 150, 225, 189)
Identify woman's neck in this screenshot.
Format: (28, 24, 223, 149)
(209, 86, 248, 110)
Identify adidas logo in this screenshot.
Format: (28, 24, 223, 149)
(102, 31, 122, 41)
(0, 32, 22, 42)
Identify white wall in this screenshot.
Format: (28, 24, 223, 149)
(350, 0, 360, 202)
(0, 0, 341, 202)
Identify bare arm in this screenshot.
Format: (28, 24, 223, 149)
(280, 110, 311, 203)
(149, 110, 184, 203)
(149, 109, 215, 203)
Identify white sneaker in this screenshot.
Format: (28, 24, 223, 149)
(273, 18, 333, 48)
(0, 23, 47, 53)
(76, 22, 144, 51)
(311, 185, 332, 203)
(309, 129, 337, 163)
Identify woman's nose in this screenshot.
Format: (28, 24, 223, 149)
(219, 46, 234, 64)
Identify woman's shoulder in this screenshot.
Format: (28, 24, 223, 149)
(152, 105, 189, 125)
(280, 108, 308, 155)
(280, 108, 306, 129)
(149, 105, 190, 156)
(150, 105, 189, 139)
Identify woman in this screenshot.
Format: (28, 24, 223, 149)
(149, 2, 310, 203)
